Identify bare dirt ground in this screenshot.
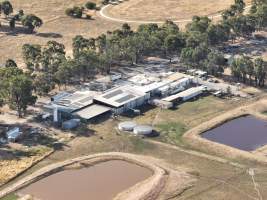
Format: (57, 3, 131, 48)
(104, 0, 251, 21)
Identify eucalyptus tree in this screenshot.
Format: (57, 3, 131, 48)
(22, 44, 42, 72)
(0, 1, 13, 17)
(21, 14, 43, 33)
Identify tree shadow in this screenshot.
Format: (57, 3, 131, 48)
(35, 32, 63, 38)
(0, 24, 32, 36)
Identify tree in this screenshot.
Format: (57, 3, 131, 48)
(85, 2, 96, 10)
(122, 23, 132, 36)
(180, 44, 210, 68)
(186, 16, 211, 33)
(9, 17, 15, 29)
(55, 60, 73, 88)
(230, 56, 253, 83)
(72, 35, 96, 57)
(207, 23, 230, 45)
(21, 14, 43, 33)
(164, 34, 185, 62)
(5, 59, 17, 68)
(186, 31, 207, 48)
(0, 67, 36, 117)
(74, 50, 99, 81)
(252, 3, 267, 29)
(22, 44, 42, 71)
(33, 73, 55, 95)
(205, 51, 225, 76)
(13, 10, 24, 21)
(1, 1, 13, 17)
(254, 57, 267, 87)
(6, 74, 36, 117)
(41, 41, 66, 81)
(230, 15, 256, 38)
(65, 6, 83, 18)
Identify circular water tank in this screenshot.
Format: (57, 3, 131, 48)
(118, 121, 137, 131)
(133, 125, 153, 135)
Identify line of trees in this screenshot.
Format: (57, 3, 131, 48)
(231, 56, 267, 86)
(0, 0, 43, 33)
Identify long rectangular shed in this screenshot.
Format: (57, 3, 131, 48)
(73, 104, 111, 120)
(163, 86, 205, 102)
(94, 85, 150, 114)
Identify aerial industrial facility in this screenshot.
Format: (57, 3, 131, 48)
(43, 66, 226, 127)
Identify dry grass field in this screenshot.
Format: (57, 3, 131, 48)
(0, 0, 122, 65)
(0, 0, 253, 66)
(104, 0, 251, 21)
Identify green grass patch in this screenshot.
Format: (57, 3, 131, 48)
(0, 193, 18, 200)
(130, 136, 156, 153)
(155, 122, 187, 145)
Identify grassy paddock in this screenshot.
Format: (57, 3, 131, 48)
(131, 96, 240, 145)
(0, 194, 18, 200)
(104, 0, 252, 21)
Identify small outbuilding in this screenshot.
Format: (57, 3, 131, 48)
(6, 127, 23, 142)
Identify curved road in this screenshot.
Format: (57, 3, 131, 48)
(99, 4, 252, 24)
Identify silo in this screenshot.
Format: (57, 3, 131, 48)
(118, 121, 137, 131)
(133, 125, 153, 135)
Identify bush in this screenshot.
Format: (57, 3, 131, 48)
(65, 8, 74, 16)
(102, 0, 109, 5)
(85, 1, 96, 10)
(85, 14, 92, 19)
(65, 6, 83, 18)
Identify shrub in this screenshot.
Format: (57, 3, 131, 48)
(65, 6, 83, 18)
(85, 1, 96, 10)
(85, 14, 92, 19)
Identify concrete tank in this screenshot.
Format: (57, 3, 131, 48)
(118, 121, 137, 131)
(133, 125, 153, 135)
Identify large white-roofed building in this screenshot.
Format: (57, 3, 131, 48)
(46, 90, 101, 113)
(94, 85, 150, 114)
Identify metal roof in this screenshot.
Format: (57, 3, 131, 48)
(163, 86, 204, 102)
(131, 80, 172, 93)
(94, 85, 147, 108)
(73, 104, 111, 120)
(52, 90, 101, 112)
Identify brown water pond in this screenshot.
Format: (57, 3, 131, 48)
(202, 115, 267, 151)
(19, 160, 152, 200)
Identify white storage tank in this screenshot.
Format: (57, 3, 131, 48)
(133, 125, 153, 135)
(118, 121, 137, 131)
